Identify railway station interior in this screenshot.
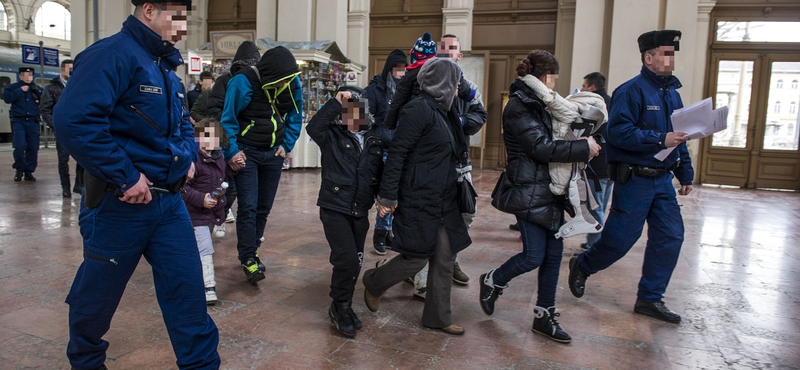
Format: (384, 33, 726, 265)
(0, 0, 799, 368)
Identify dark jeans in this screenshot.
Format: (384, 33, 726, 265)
(234, 147, 284, 262)
(66, 192, 220, 370)
(320, 208, 367, 302)
(56, 140, 85, 191)
(576, 173, 684, 302)
(363, 225, 455, 328)
(492, 216, 563, 308)
(223, 180, 237, 216)
(11, 120, 38, 172)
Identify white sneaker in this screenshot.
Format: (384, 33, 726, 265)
(226, 209, 235, 223)
(213, 224, 226, 237)
(259, 236, 265, 243)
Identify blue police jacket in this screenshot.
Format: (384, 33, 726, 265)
(3, 81, 42, 119)
(53, 16, 195, 191)
(606, 66, 694, 185)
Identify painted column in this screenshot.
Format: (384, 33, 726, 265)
(257, 0, 277, 40)
(277, 0, 312, 41)
(347, 0, 370, 86)
(569, 0, 607, 90)
(442, 0, 473, 52)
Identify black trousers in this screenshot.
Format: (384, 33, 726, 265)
(320, 208, 368, 303)
(56, 140, 84, 191)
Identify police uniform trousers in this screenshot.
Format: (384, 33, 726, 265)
(575, 172, 684, 302)
(320, 208, 367, 303)
(11, 118, 39, 173)
(66, 192, 220, 370)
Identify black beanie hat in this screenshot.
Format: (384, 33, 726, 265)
(638, 30, 681, 52)
(131, 0, 192, 8)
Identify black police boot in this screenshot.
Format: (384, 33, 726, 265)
(372, 229, 387, 255)
(348, 301, 362, 330)
(568, 256, 589, 298)
(634, 299, 681, 323)
(479, 270, 506, 315)
(532, 306, 572, 343)
(14, 171, 22, 182)
(71, 365, 108, 370)
(62, 187, 72, 198)
(509, 223, 519, 231)
(241, 258, 265, 284)
(329, 301, 356, 338)
(23, 172, 36, 181)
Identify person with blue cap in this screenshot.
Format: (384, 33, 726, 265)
(568, 29, 694, 324)
(53, 1, 221, 369)
(3, 66, 42, 182)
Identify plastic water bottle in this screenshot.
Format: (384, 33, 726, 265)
(210, 182, 228, 200)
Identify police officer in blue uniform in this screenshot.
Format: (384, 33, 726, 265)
(3, 66, 42, 182)
(567, 30, 693, 324)
(53, 1, 220, 369)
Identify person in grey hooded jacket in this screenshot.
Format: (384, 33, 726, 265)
(362, 58, 470, 336)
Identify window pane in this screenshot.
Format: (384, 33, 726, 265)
(712, 60, 753, 148)
(716, 22, 800, 43)
(34, 2, 71, 41)
(763, 62, 800, 151)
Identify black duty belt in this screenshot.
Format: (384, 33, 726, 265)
(633, 166, 667, 177)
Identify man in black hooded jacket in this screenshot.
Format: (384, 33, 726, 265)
(364, 48, 407, 255)
(221, 46, 303, 284)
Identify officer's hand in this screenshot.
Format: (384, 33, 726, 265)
(187, 162, 195, 181)
(275, 146, 287, 158)
(204, 194, 217, 209)
(228, 151, 246, 171)
(665, 132, 689, 148)
(20, 85, 29, 92)
(583, 136, 601, 159)
(120, 173, 153, 205)
(678, 185, 693, 196)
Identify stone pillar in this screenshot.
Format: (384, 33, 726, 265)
(606, 0, 660, 90)
(442, 0, 473, 52)
(257, 0, 277, 40)
(347, 0, 370, 86)
(71, 0, 88, 54)
(185, 0, 210, 49)
(569, 0, 607, 90)
(277, 0, 312, 41)
(315, 0, 348, 50)
(554, 0, 576, 95)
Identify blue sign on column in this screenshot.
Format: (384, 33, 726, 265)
(21, 44, 59, 67)
(22, 45, 39, 64)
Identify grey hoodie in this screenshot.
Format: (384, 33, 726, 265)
(416, 58, 461, 110)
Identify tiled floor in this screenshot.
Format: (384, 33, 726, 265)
(1, 147, 799, 369)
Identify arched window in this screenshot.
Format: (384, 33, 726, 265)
(774, 101, 781, 113)
(0, 2, 7, 31)
(34, 2, 70, 40)
(776, 79, 783, 89)
(790, 102, 797, 114)
(792, 80, 799, 89)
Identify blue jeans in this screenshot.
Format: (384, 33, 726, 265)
(585, 178, 613, 247)
(492, 216, 564, 308)
(375, 151, 393, 230)
(66, 192, 220, 369)
(576, 173, 684, 302)
(234, 147, 284, 262)
(11, 119, 38, 172)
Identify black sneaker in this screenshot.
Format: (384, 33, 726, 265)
(532, 306, 571, 343)
(13, 171, 22, 182)
(329, 301, 356, 338)
(71, 365, 108, 370)
(348, 304, 362, 330)
(253, 254, 266, 272)
(23, 172, 36, 181)
(385, 230, 394, 249)
(568, 256, 589, 298)
(242, 258, 265, 284)
(479, 271, 505, 316)
(634, 299, 681, 323)
(62, 189, 72, 198)
(372, 229, 387, 255)
(509, 223, 519, 231)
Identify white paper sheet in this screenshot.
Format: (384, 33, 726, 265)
(654, 98, 729, 161)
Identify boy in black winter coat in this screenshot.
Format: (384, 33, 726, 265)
(306, 86, 384, 338)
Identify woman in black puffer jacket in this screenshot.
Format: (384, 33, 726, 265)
(479, 50, 600, 344)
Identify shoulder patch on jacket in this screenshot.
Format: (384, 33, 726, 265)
(646, 105, 660, 111)
(140, 85, 162, 95)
